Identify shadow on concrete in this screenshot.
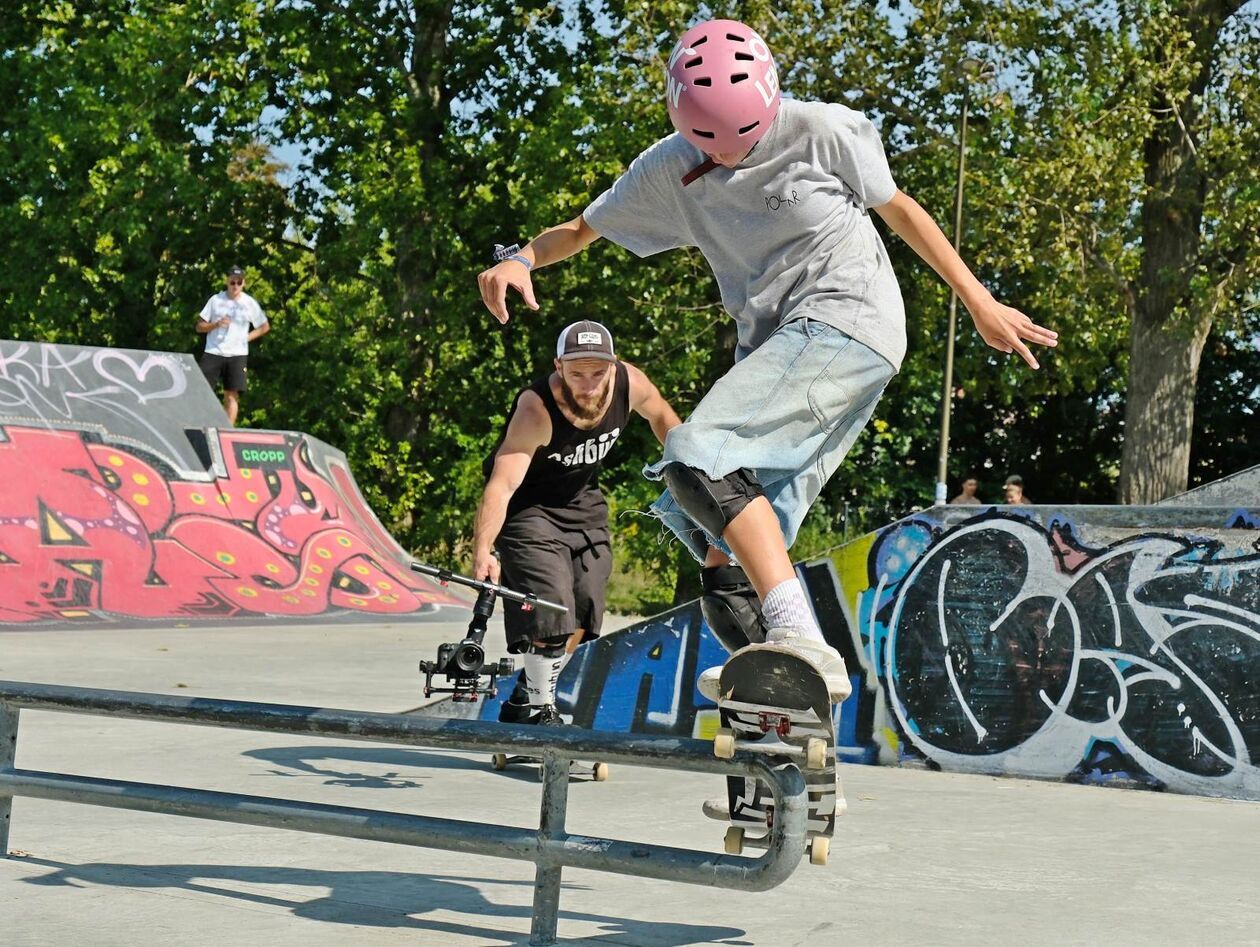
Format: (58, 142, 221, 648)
(243, 745, 606, 788)
(14, 856, 752, 945)
(242, 745, 484, 789)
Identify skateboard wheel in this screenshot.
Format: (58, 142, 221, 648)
(723, 826, 745, 855)
(714, 729, 736, 759)
(809, 836, 830, 866)
(491, 753, 508, 771)
(805, 738, 826, 770)
(592, 762, 609, 782)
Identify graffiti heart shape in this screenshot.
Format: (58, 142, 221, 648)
(91, 351, 187, 404)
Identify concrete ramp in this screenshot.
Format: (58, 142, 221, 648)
(428, 496, 1260, 802)
(0, 340, 465, 627)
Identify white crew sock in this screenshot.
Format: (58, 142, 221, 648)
(522, 651, 564, 707)
(761, 578, 825, 643)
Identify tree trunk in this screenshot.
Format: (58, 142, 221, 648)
(1118, 311, 1211, 503)
(1118, 0, 1242, 503)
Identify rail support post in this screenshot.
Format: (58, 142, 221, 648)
(0, 704, 17, 855)
(530, 750, 570, 946)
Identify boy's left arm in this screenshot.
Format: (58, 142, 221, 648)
(872, 190, 1058, 370)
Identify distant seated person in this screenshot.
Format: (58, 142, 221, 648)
(1003, 474, 1031, 504)
(951, 476, 982, 505)
(196, 265, 270, 424)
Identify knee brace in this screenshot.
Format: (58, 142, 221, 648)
(700, 564, 769, 654)
(661, 463, 763, 540)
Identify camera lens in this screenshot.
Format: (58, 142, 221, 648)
(453, 640, 485, 675)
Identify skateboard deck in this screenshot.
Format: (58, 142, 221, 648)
(712, 643, 838, 866)
(490, 753, 608, 782)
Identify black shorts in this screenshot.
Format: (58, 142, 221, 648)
(495, 515, 612, 654)
(200, 353, 249, 392)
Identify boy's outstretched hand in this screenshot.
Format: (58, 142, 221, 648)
(969, 296, 1058, 370)
(477, 260, 539, 325)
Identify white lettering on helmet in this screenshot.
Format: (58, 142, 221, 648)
(754, 65, 779, 107)
(667, 74, 686, 108)
(668, 42, 697, 70)
(749, 36, 771, 61)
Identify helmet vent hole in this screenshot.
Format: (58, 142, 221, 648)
(684, 57, 704, 69)
(734, 52, 754, 61)
(738, 121, 760, 135)
(731, 73, 749, 83)
(694, 77, 712, 86)
(692, 129, 716, 139)
(691, 35, 708, 47)
(726, 33, 744, 41)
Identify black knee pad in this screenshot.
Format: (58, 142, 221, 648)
(700, 564, 769, 654)
(528, 639, 567, 658)
(662, 463, 763, 539)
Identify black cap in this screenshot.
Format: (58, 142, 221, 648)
(556, 320, 616, 362)
(226, 265, 245, 278)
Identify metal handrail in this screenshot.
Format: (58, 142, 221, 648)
(0, 680, 808, 945)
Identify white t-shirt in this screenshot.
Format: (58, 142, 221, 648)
(199, 291, 267, 357)
(584, 99, 906, 369)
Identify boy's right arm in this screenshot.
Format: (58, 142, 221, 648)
(476, 214, 602, 324)
(471, 392, 551, 583)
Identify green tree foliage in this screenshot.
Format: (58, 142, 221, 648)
(2, 0, 1257, 609)
(0, 1, 290, 349)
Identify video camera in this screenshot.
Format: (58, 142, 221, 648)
(409, 561, 568, 702)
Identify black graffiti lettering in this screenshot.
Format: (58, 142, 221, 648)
(882, 513, 1260, 793)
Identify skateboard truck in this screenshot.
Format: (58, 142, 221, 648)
(411, 561, 568, 702)
(758, 711, 793, 739)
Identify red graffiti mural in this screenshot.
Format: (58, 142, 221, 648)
(0, 426, 464, 624)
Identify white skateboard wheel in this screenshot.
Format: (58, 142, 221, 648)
(592, 762, 609, 782)
(809, 836, 830, 866)
(805, 738, 826, 770)
(714, 729, 736, 759)
(724, 826, 745, 855)
(491, 753, 508, 770)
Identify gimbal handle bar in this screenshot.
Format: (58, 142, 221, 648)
(409, 561, 568, 614)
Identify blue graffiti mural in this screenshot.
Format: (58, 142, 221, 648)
(446, 506, 1260, 800)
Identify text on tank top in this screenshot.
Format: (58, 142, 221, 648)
(485, 361, 630, 528)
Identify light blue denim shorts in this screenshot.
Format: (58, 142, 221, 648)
(643, 317, 894, 562)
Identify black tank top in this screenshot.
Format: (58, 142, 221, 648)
(484, 361, 631, 529)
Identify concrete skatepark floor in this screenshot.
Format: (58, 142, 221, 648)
(2, 619, 1256, 946)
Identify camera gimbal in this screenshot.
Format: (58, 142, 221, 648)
(410, 561, 568, 702)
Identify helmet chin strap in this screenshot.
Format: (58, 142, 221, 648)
(679, 137, 763, 186)
(681, 156, 719, 186)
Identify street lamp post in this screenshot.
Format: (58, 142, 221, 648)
(934, 59, 994, 506)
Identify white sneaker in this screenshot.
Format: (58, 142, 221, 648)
(697, 664, 724, 702)
(765, 627, 853, 702)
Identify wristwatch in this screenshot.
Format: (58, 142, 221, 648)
(492, 243, 533, 271)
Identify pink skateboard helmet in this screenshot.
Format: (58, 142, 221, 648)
(665, 19, 781, 155)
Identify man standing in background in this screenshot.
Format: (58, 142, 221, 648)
(951, 476, 983, 505)
(1003, 474, 1031, 504)
(196, 265, 269, 424)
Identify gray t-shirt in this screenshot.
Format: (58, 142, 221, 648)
(584, 99, 906, 369)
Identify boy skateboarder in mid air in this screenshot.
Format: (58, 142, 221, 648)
(476, 19, 1057, 705)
